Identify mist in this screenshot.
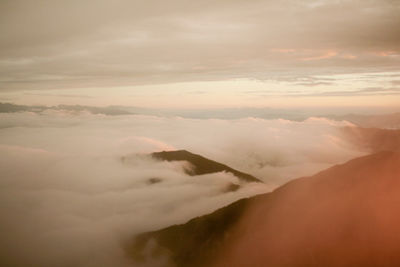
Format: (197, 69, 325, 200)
(1, 0, 399, 265)
(213, 151, 400, 267)
(0, 110, 370, 266)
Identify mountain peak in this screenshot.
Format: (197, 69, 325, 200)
(151, 150, 262, 183)
(128, 151, 400, 267)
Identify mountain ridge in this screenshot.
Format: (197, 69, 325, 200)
(151, 150, 262, 183)
(126, 150, 400, 267)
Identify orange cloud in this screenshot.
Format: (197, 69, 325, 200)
(301, 50, 338, 61)
(341, 54, 357, 59)
(373, 51, 399, 57)
(271, 48, 296, 53)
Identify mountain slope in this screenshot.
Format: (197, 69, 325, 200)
(331, 112, 400, 128)
(125, 197, 252, 267)
(342, 126, 400, 153)
(126, 151, 400, 267)
(151, 150, 262, 183)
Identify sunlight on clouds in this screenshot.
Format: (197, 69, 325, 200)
(1, 72, 399, 109)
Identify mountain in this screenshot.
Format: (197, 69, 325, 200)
(151, 150, 262, 183)
(125, 196, 252, 267)
(342, 126, 400, 153)
(126, 151, 400, 267)
(0, 102, 131, 115)
(331, 112, 400, 129)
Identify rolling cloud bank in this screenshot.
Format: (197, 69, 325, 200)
(0, 109, 383, 266)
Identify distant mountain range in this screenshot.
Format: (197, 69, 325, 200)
(126, 150, 400, 267)
(2, 102, 400, 128)
(0, 102, 131, 115)
(342, 126, 400, 153)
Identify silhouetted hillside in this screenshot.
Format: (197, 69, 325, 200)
(151, 150, 262, 183)
(127, 151, 400, 267)
(125, 197, 253, 267)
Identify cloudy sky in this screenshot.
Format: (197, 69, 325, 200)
(0, 0, 399, 108)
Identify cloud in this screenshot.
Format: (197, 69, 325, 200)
(391, 80, 400, 86)
(300, 50, 338, 61)
(24, 92, 94, 99)
(300, 87, 400, 97)
(0, 111, 369, 266)
(0, 0, 399, 90)
(0, 102, 132, 116)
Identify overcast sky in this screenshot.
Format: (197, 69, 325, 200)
(0, 0, 399, 108)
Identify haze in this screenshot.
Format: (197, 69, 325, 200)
(0, 0, 399, 109)
(1, 1, 400, 267)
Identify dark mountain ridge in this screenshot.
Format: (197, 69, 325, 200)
(151, 150, 262, 183)
(126, 150, 400, 267)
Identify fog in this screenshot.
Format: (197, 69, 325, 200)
(214, 151, 400, 267)
(0, 111, 367, 266)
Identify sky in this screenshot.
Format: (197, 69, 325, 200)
(0, 0, 400, 109)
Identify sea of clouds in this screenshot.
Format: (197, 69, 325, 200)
(0, 110, 367, 266)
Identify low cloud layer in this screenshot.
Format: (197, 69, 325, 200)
(0, 112, 370, 266)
